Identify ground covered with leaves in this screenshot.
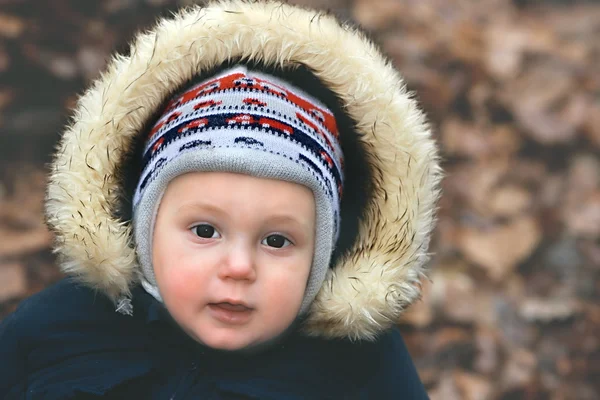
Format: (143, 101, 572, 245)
(0, 0, 598, 398)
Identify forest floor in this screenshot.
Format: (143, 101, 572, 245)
(0, 0, 598, 398)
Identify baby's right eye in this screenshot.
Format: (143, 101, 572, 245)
(191, 224, 220, 239)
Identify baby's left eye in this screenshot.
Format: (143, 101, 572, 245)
(262, 234, 292, 249)
(191, 224, 220, 239)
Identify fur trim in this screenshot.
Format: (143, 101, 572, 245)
(45, 0, 442, 340)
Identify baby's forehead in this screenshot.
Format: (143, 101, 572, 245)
(163, 172, 316, 218)
(169, 171, 314, 196)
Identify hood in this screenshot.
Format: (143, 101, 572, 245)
(45, 0, 442, 341)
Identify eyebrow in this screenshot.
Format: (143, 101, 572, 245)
(264, 214, 310, 231)
(175, 203, 311, 231)
(176, 203, 228, 217)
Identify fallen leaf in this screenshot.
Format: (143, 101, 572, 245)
(564, 191, 600, 238)
(0, 263, 27, 302)
(442, 118, 490, 158)
(583, 102, 600, 148)
(0, 226, 52, 258)
(429, 266, 481, 324)
(429, 372, 461, 400)
(352, 0, 403, 31)
(454, 370, 493, 400)
(445, 159, 510, 214)
(519, 296, 581, 322)
(488, 184, 532, 217)
(0, 13, 25, 38)
(458, 217, 541, 281)
(485, 22, 527, 80)
(0, 44, 9, 73)
(474, 326, 500, 374)
(501, 348, 537, 391)
(501, 62, 579, 144)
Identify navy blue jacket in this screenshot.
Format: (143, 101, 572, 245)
(0, 278, 429, 399)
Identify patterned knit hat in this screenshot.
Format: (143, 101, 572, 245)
(132, 65, 344, 315)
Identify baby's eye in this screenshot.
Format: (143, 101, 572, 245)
(192, 224, 220, 239)
(262, 234, 292, 249)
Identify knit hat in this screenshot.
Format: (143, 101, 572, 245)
(132, 65, 344, 315)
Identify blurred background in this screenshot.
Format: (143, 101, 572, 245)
(0, 0, 598, 398)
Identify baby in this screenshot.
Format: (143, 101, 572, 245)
(0, 1, 441, 399)
(133, 64, 344, 353)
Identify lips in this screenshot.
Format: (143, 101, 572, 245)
(211, 302, 252, 312)
(208, 302, 254, 325)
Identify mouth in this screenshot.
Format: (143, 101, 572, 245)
(208, 301, 254, 325)
(209, 301, 253, 312)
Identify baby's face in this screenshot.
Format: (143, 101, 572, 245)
(152, 172, 315, 350)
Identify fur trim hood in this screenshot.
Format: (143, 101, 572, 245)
(45, 0, 441, 341)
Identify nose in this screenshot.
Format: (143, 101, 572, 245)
(218, 242, 257, 282)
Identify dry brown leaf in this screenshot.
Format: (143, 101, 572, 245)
(583, 102, 600, 148)
(383, 31, 436, 64)
(433, 216, 459, 255)
(0, 263, 27, 302)
(510, 63, 572, 109)
(0, 198, 45, 229)
(501, 62, 580, 144)
(0, 226, 52, 258)
(579, 239, 600, 268)
(352, 0, 403, 31)
(567, 154, 600, 196)
(515, 105, 578, 144)
(0, 13, 26, 39)
(564, 191, 600, 238)
(485, 23, 528, 80)
(560, 93, 592, 129)
(393, 64, 454, 115)
(458, 217, 541, 281)
(77, 47, 110, 81)
(429, 266, 480, 324)
(488, 125, 521, 156)
(429, 372, 462, 400)
(453, 370, 493, 400)
(0, 89, 13, 111)
(442, 119, 490, 158)
(46, 53, 79, 80)
(539, 174, 565, 209)
(431, 327, 471, 354)
(501, 348, 537, 391)
(474, 326, 500, 375)
(0, 44, 9, 74)
(519, 296, 580, 322)
(0, 169, 47, 231)
(445, 159, 510, 214)
(449, 21, 485, 64)
(562, 156, 600, 238)
(507, 159, 548, 186)
(488, 184, 532, 218)
(540, 6, 600, 65)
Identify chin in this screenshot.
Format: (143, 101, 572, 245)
(206, 339, 248, 351)
(195, 330, 257, 351)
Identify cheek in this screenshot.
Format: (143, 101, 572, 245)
(263, 261, 312, 314)
(258, 269, 308, 336)
(265, 281, 303, 309)
(159, 268, 199, 303)
(153, 232, 203, 305)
